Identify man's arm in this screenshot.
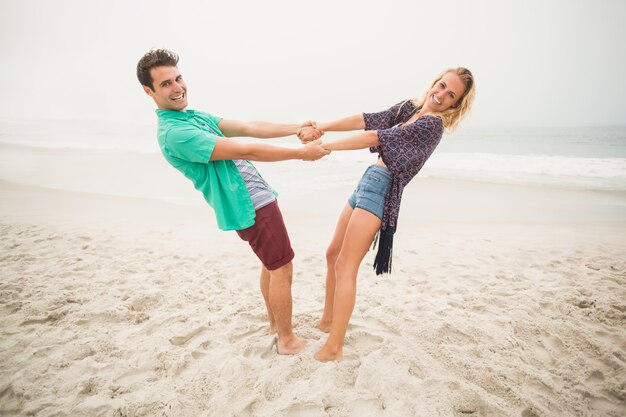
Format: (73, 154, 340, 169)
(218, 119, 321, 139)
(321, 130, 379, 151)
(210, 137, 329, 161)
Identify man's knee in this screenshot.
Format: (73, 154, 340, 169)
(269, 261, 293, 283)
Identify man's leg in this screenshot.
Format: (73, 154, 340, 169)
(259, 265, 277, 335)
(236, 201, 306, 355)
(268, 261, 307, 354)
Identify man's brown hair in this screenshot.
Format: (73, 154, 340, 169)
(136, 49, 179, 91)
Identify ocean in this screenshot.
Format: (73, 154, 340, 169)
(0, 119, 625, 205)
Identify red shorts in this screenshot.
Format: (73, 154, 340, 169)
(236, 200, 295, 271)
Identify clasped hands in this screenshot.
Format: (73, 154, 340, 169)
(297, 121, 324, 144)
(297, 120, 331, 161)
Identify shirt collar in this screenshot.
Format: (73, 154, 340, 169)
(155, 109, 196, 120)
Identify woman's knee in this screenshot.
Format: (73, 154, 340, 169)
(334, 253, 359, 280)
(326, 244, 340, 265)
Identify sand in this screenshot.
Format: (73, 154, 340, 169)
(1, 162, 625, 416)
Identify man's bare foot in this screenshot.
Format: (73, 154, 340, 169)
(315, 320, 332, 333)
(314, 346, 343, 362)
(277, 336, 308, 355)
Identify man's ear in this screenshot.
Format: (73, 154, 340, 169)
(143, 85, 154, 97)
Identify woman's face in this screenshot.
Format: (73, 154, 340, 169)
(423, 72, 466, 112)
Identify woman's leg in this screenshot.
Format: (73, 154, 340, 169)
(315, 208, 381, 362)
(316, 203, 354, 332)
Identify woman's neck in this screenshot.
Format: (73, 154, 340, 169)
(404, 106, 434, 124)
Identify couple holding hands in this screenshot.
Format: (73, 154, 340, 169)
(137, 49, 475, 362)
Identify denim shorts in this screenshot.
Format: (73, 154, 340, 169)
(347, 165, 391, 220)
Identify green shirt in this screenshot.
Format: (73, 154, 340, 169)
(156, 109, 256, 231)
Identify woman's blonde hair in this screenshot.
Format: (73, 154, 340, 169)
(414, 67, 475, 132)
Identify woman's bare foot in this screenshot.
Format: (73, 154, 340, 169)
(315, 320, 332, 333)
(314, 346, 343, 362)
(277, 336, 308, 355)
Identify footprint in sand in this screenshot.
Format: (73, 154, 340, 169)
(573, 298, 596, 309)
(348, 332, 384, 356)
(78, 377, 103, 396)
(586, 370, 604, 382)
(521, 407, 542, 417)
(611, 304, 626, 313)
(242, 341, 275, 359)
(595, 330, 624, 346)
(348, 398, 385, 416)
(451, 391, 499, 417)
(127, 294, 162, 312)
(531, 343, 554, 366)
(229, 325, 265, 343)
(284, 404, 323, 417)
(20, 309, 68, 326)
(542, 335, 566, 356)
(113, 366, 153, 386)
(190, 339, 213, 359)
(191, 349, 208, 359)
(352, 316, 400, 337)
(407, 359, 426, 379)
(169, 326, 208, 346)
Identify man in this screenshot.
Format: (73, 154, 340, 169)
(137, 49, 327, 354)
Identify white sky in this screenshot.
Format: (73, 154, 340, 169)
(1, 0, 625, 127)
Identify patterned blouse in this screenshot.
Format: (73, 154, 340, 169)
(363, 100, 444, 273)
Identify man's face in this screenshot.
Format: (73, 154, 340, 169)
(143, 66, 188, 111)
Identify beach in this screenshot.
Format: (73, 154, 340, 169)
(1, 141, 625, 417)
(2, 0, 626, 414)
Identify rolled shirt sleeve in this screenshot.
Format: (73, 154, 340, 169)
(363, 102, 404, 131)
(165, 125, 218, 163)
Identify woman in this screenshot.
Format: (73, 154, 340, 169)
(298, 67, 476, 362)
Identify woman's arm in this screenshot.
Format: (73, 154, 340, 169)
(322, 130, 379, 151)
(317, 114, 365, 132)
(298, 114, 365, 142)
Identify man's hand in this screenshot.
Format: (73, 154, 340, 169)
(301, 139, 331, 161)
(297, 121, 324, 143)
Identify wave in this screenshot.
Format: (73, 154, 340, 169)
(1, 141, 625, 191)
(0, 138, 160, 154)
(417, 153, 625, 190)
(427, 152, 625, 179)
